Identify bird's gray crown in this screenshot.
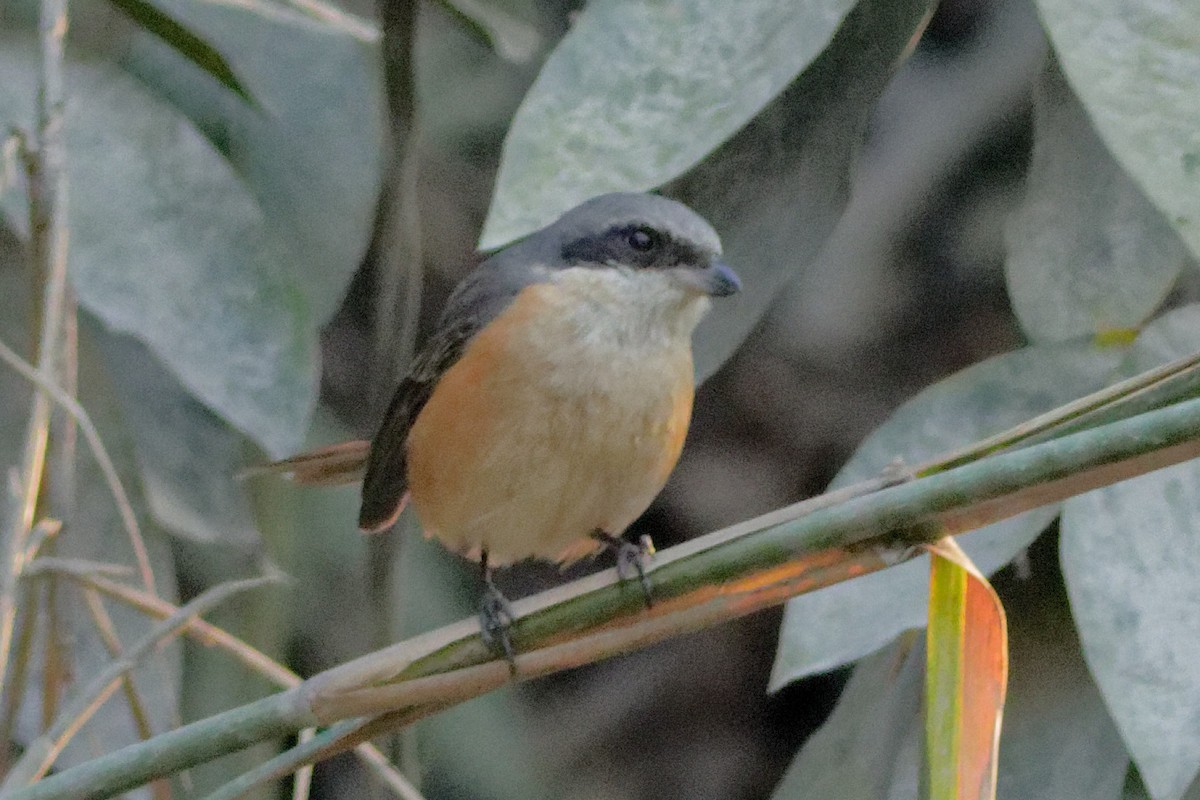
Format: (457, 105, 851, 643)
(549, 192, 723, 261)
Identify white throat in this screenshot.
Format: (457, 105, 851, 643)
(547, 266, 712, 349)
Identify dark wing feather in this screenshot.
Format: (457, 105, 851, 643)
(357, 255, 545, 532)
(358, 319, 477, 531)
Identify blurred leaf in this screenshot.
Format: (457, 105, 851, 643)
(1032, 0, 1200, 260)
(98, 331, 259, 545)
(1061, 306, 1200, 800)
(671, 0, 936, 380)
(0, 36, 317, 458)
(1005, 58, 1186, 343)
(771, 637, 924, 800)
(481, 0, 869, 248)
(1126, 771, 1155, 800)
(124, 0, 385, 328)
(771, 341, 1122, 688)
(1128, 770, 1200, 800)
(105, 0, 254, 103)
(924, 540, 1007, 800)
(434, 0, 541, 63)
(996, 554, 1127, 800)
(251, 409, 373, 663)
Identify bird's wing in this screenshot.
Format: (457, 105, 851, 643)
(357, 260, 543, 532)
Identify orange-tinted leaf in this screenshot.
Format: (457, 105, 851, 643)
(924, 537, 1009, 800)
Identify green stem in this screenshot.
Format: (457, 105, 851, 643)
(14, 393, 1200, 800)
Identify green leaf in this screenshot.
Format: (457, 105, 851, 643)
(923, 541, 1007, 800)
(0, 36, 317, 458)
(1004, 58, 1186, 343)
(105, 0, 254, 104)
(480, 0, 864, 249)
(996, 558, 1128, 800)
(770, 638, 924, 800)
(1032, 0, 1200, 260)
(124, 0, 385, 326)
(672, 0, 936, 380)
(1061, 305, 1200, 800)
(770, 341, 1123, 689)
(98, 331, 260, 545)
(433, 0, 541, 63)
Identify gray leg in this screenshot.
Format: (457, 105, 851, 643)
(591, 530, 655, 607)
(478, 550, 516, 673)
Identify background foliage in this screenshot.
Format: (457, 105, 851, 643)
(1, 0, 1199, 797)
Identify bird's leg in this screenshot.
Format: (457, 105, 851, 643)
(591, 530, 655, 607)
(477, 550, 517, 673)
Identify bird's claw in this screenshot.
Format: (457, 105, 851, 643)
(599, 531, 655, 608)
(479, 578, 517, 674)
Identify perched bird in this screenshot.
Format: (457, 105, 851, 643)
(264, 192, 740, 656)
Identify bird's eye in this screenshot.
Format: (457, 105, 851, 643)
(627, 228, 658, 252)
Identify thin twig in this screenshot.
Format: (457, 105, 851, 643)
(202, 715, 428, 800)
(84, 595, 174, 799)
(0, 574, 281, 789)
(0, 337, 156, 592)
(0, 130, 23, 197)
(289, 729, 313, 800)
(23, 558, 133, 580)
(0, 580, 38, 775)
(39, 557, 65, 730)
(35, 565, 416, 798)
(0, 0, 72, 697)
(78, 588, 172, 800)
(22, 518, 62, 565)
(918, 349, 1200, 475)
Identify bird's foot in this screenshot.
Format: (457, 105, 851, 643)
(478, 555, 517, 674)
(592, 530, 655, 608)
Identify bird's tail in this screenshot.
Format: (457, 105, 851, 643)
(241, 440, 371, 486)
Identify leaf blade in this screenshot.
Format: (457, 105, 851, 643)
(104, 0, 255, 104)
(1032, 0, 1200, 260)
(1004, 57, 1186, 342)
(1061, 305, 1200, 800)
(480, 0, 861, 248)
(924, 538, 1008, 800)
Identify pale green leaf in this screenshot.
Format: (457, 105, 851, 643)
(1061, 305, 1200, 800)
(125, 0, 385, 326)
(770, 638, 924, 800)
(1005, 58, 1186, 342)
(0, 37, 316, 458)
(1033, 0, 1200, 259)
(98, 332, 259, 545)
(996, 566, 1128, 800)
(480, 0, 862, 249)
(674, 0, 935, 380)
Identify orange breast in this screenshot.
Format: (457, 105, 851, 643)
(404, 283, 695, 566)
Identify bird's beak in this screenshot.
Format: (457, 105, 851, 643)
(703, 260, 741, 297)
